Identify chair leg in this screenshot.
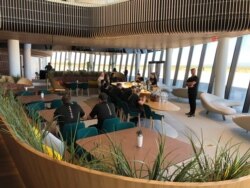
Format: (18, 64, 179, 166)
(138, 114, 141, 127)
(150, 117, 153, 129)
(127, 114, 130, 122)
(222, 115, 226, 121)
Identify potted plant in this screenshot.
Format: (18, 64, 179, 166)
(136, 129, 143, 148)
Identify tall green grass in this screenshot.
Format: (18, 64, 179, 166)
(0, 89, 250, 182)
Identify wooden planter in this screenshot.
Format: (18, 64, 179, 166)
(2, 126, 250, 188)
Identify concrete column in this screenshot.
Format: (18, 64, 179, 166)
(164, 48, 173, 87)
(8, 39, 21, 77)
(214, 38, 230, 98)
(89, 54, 94, 71)
(23, 43, 33, 79)
(135, 52, 141, 74)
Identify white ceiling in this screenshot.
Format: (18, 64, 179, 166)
(1, 30, 250, 50)
(47, 0, 129, 7)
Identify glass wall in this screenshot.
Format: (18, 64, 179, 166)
(45, 35, 250, 111)
(199, 42, 217, 92)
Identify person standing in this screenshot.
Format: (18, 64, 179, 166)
(45, 62, 53, 72)
(149, 73, 157, 86)
(185, 68, 199, 117)
(124, 69, 128, 81)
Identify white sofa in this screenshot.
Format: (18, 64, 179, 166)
(172, 88, 202, 99)
(200, 93, 241, 120)
(232, 115, 250, 132)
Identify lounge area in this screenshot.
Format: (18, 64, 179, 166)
(1, 0, 250, 187)
(1, 87, 250, 188)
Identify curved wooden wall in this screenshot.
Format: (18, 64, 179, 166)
(0, 0, 250, 38)
(1, 124, 250, 188)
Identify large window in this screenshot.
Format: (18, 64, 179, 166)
(230, 35, 250, 107)
(94, 54, 100, 72)
(176, 47, 190, 87)
(170, 48, 179, 80)
(199, 42, 218, 92)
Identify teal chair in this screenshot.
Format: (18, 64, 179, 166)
(75, 127, 98, 158)
(26, 101, 45, 119)
(115, 122, 135, 131)
(101, 117, 120, 133)
(76, 127, 98, 140)
(61, 122, 85, 145)
(50, 99, 63, 109)
(78, 82, 89, 96)
(143, 104, 164, 129)
(16, 90, 34, 96)
(69, 82, 78, 96)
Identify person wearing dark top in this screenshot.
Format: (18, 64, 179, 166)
(45, 62, 53, 72)
(110, 68, 117, 83)
(185, 68, 199, 117)
(124, 69, 128, 81)
(149, 73, 157, 86)
(121, 86, 135, 102)
(88, 93, 116, 130)
(54, 93, 85, 132)
(128, 87, 146, 113)
(110, 83, 123, 100)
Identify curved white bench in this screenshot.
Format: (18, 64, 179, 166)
(172, 88, 202, 99)
(200, 93, 241, 120)
(232, 115, 250, 132)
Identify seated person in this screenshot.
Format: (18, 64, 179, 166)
(135, 72, 143, 83)
(88, 93, 116, 131)
(110, 68, 117, 83)
(149, 73, 157, 86)
(100, 80, 110, 94)
(128, 87, 146, 114)
(109, 82, 123, 101)
(54, 93, 85, 135)
(97, 72, 105, 93)
(121, 86, 135, 102)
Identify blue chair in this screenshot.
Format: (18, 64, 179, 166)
(50, 99, 63, 109)
(76, 127, 98, 140)
(69, 82, 78, 96)
(143, 104, 164, 129)
(61, 122, 85, 145)
(116, 122, 135, 131)
(75, 127, 98, 157)
(101, 117, 120, 133)
(78, 82, 89, 96)
(16, 90, 34, 96)
(26, 101, 45, 118)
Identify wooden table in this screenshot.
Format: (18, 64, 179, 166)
(76, 127, 194, 168)
(17, 94, 62, 104)
(111, 82, 142, 89)
(147, 100, 180, 112)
